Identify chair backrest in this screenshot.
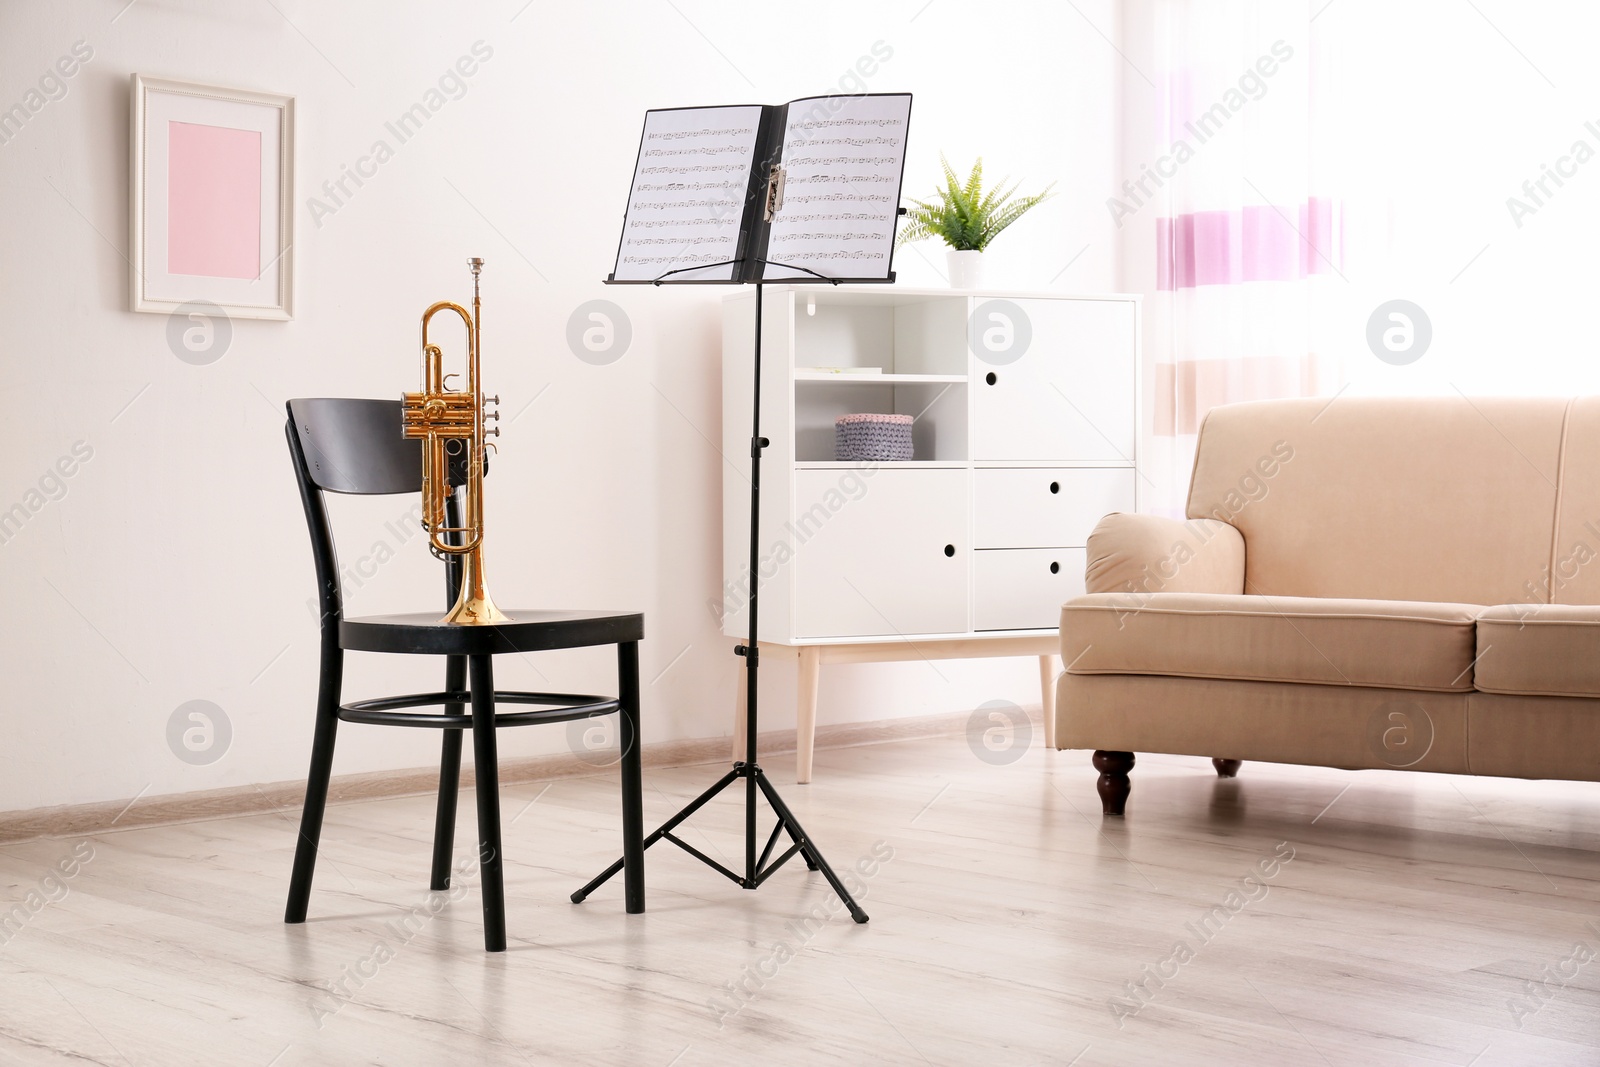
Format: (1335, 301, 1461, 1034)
(285, 398, 459, 629)
(288, 398, 422, 495)
(1186, 395, 1569, 605)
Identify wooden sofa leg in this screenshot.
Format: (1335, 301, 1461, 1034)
(1212, 759, 1242, 779)
(1093, 751, 1135, 816)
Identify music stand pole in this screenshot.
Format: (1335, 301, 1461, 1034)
(574, 273, 868, 923)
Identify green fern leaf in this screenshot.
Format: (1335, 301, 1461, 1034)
(898, 156, 1054, 252)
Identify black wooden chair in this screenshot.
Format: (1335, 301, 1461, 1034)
(282, 398, 645, 951)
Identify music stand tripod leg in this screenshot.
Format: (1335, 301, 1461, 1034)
(571, 764, 742, 903)
(755, 769, 867, 922)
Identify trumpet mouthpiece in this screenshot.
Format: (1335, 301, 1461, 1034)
(469, 257, 484, 273)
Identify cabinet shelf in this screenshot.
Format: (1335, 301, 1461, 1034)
(793, 378, 967, 463)
(795, 461, 967, 470)
(794, 372, 968, 385)
(973, 460, 1136, 469)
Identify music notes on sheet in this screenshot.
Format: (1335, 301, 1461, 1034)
(783, 192, 896, 205)
(785, 136, 900, 149)
(618, 252, 737, 267)
(639, 144, 752, 158)
(638, 164, 748, 175)
(763, 95, 910, 281)
(614, 105, 763, 282)
(627, 217, 738, 229)
(647, 127, 754, 140)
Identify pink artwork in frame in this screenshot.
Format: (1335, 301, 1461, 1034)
(132, 75, 294, 319)
(166, 120, 262, 279)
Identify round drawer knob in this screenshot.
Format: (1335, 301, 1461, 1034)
(985, 372, 998, 386)
(1050, 561, 1061, 574)
(944, 544, 956, 557)
(1049, 481, 1060, 494)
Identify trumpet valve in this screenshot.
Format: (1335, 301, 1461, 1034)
(402, 390, 476, 438)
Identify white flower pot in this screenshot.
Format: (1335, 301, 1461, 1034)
(946, 249, 985, 289)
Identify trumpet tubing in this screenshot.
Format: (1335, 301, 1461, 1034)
(400, 257, 508, 625)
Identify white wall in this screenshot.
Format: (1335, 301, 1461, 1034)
(0, 0, 1121, 811)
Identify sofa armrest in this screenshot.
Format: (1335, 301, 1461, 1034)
(1083, 513, 1245, 596)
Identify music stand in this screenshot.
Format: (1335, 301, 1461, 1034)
(574, 95, 914, 922)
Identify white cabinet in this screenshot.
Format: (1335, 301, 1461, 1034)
(721, 286, 1139, 646)
(792, 469, 969, 639)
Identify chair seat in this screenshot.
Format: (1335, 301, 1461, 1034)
(1061, 592, 1480, 692)
(341, 609, 645, 655)
(1475, 603, 1600, 698)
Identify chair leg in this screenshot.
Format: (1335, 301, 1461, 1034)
(618, 642, 645, 915)
(1093, 750, 1135, 817)
(1213, 758, 1242, 779)
(468, 654, 507, 952)
(285, 644, 343, 923)
(430, 655, 468, 891)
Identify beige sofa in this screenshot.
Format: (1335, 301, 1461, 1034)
(1056, 395, 1600, 814)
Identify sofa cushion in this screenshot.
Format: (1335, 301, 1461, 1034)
(1061, 592, 1481, 692)
(1475, 604, 1600, 697)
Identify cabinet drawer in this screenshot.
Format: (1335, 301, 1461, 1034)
(793, 468, 970, 639)
(974, 548, 1086, 631)
(974, 468, 1134, 549)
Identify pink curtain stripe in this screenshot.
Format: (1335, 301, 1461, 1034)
(1157, 197, 1337, 290)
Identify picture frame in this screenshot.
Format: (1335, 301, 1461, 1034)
(130, 74, 295, 320)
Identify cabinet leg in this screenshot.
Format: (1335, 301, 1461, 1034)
(1038, 654, 1058, 751)
(796, 646, 820, 784)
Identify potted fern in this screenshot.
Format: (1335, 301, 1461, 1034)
(897, 156, 1055, 289)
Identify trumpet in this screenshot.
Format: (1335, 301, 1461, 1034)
(402, 257, 509, 625)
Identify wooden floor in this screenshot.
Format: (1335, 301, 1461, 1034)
(2, 733, 1599, 1066)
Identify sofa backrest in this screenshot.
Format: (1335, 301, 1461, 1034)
(1550, 396, 1600, 604)
(1186, 396, 1569, 605)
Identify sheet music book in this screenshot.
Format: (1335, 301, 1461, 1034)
(609, 93, 913, 284)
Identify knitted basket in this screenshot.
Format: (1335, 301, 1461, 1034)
(835, 413, 914, 462)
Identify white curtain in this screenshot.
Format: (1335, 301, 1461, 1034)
(1122, 0, 1351, 514)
